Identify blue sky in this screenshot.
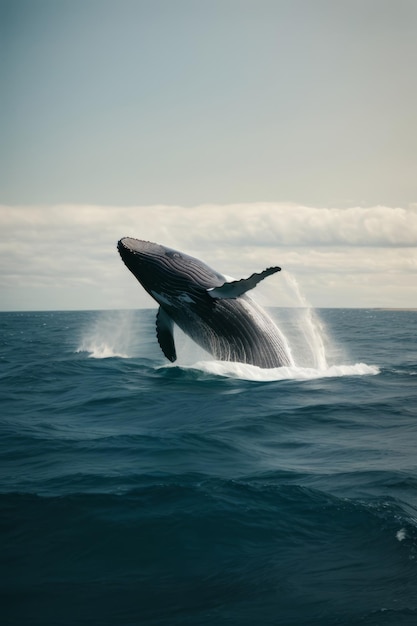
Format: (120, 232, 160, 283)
(1, 0, 416, 309)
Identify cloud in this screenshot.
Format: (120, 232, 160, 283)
(2, 203, 416, 246)
(183, 204, 417, 248)
(0, 203, 416, 310)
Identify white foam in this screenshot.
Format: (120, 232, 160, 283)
(168, 360, 380, 382)
(78, 342, 129, 359)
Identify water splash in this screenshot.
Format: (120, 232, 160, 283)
(171, 360, 379, 382)
(281, 272, 328, 369)
(166, 311, 379, 382)
(77, 311, 134, 358)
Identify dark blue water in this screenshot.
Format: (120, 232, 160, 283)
(1, 308, 416, 625)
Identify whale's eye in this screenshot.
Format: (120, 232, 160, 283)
(166, 250, 182, 259)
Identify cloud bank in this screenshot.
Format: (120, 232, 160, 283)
(0, 203, 416, 310)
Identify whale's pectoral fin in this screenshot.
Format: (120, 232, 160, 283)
(156, 307, 177, 362)
(207, 266, 281, 299)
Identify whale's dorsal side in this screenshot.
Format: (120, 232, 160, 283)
(207, 266, 281, 300)
(156, 306, 177, 362)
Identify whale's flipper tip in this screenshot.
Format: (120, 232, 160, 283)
(208, 266, 281, 299)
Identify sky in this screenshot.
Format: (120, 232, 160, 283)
(1, 0, 416, 310)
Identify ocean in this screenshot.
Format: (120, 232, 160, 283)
(1, 307, 416, 625)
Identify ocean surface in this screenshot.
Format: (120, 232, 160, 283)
(1, 307, 416, 625)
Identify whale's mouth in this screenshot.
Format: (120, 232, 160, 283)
(117, 238, 144, 272)
(118, 239, 133, 265)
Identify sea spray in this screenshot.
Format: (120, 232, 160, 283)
(77, 310, 134, 358)
(282, 272, 328, 369)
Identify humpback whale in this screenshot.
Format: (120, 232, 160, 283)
(117, 238, 293, 368)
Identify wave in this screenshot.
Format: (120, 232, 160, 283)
(2, 475, 415, 529)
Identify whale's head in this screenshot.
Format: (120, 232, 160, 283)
(117, 238, 223, 307)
